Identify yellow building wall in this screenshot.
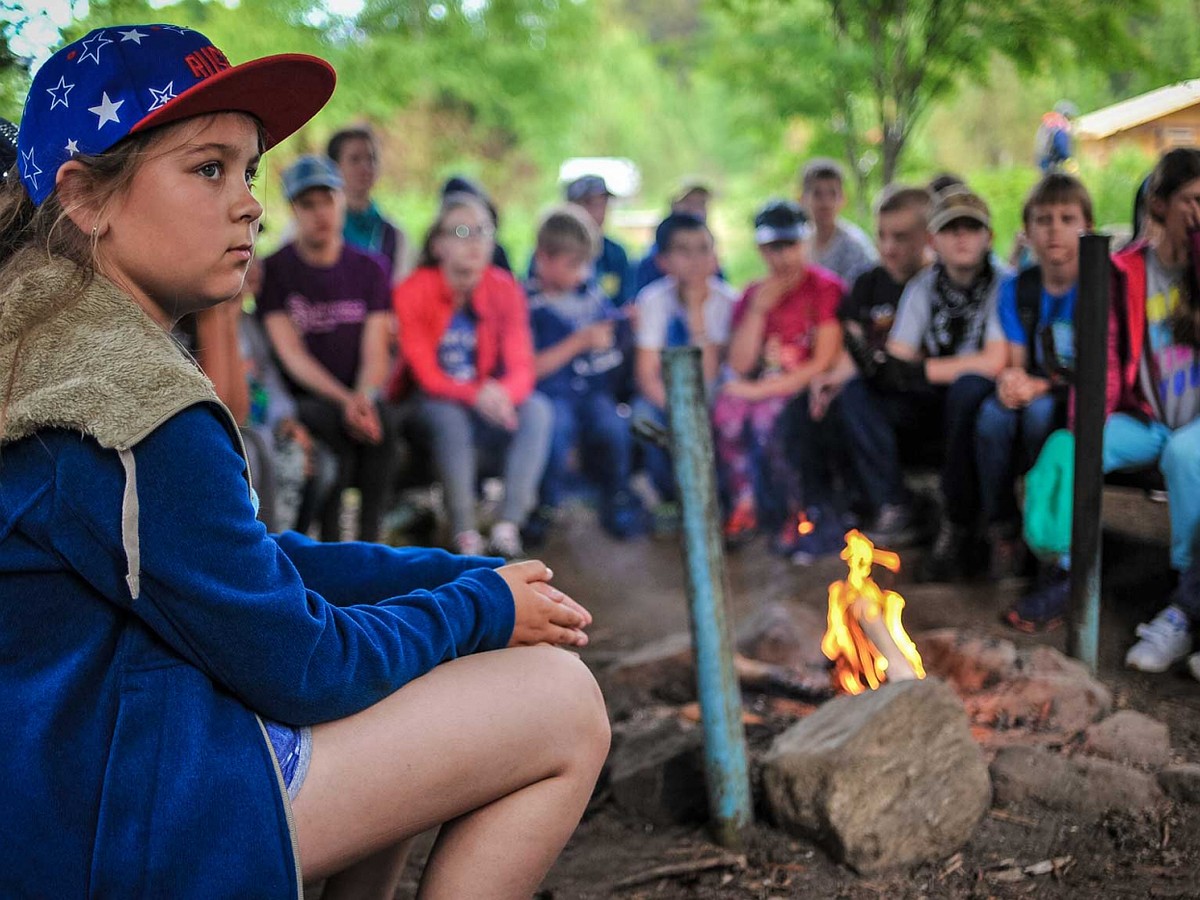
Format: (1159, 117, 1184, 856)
(1079, 106, 1200, 164)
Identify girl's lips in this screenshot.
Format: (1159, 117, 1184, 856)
(229, 247, 253, 261)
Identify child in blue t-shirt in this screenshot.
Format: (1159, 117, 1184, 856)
(527, 206, 646, 541)
(975, 174, 1091, 579)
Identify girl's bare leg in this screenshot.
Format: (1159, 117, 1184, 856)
(291, 646, 609, 899)
(316, 837, 416, 900)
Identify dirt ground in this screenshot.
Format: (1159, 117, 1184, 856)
(539, 485, 1200, 899)
(390, 485, 1200, 898)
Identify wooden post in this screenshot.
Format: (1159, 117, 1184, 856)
(1068, 233, 1111, 671)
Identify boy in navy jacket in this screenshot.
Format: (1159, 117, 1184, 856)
(527, 206, 645, 541)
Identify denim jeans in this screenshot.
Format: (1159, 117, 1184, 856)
(540, 391, 633, 508)
(1103, 413, 1200, 571)
(975, 391, 1064, 527)
(419, 392, 553, 535)
(630, 396, 675, 502)
(833, 374, 995, 526)
(1172, 540, 1200, 622)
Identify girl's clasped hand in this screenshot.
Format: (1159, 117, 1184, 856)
(498, 560, 592, 648)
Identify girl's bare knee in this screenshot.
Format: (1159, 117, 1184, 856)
(526, 646, 611, 762)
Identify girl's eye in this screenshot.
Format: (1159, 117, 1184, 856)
(198, 162, 222, 179)
(245, 168, 259, 190)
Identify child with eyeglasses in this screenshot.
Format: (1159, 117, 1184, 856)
(395, 192, 553, 558)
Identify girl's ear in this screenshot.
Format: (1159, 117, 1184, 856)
(55, 160, 107, 237)
(1148, 194, 1169, 226)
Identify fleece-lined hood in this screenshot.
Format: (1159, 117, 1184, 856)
(0, 251, 235, 599)
(0, 251, 218, 450)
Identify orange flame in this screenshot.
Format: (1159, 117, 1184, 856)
(820, 529, 925, 695)
(796, 512, 815, 537)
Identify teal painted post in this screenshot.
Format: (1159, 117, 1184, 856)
(662, 347, 753, 847)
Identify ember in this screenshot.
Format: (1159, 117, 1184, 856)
(821, 530, 925, 695)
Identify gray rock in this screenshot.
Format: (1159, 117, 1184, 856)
(1083, 711, 1171, 768)
(761, 677, 991, 874)
(961, 672, 1112, 736)
(991, 746, 1163, 817)
(1158, 764, 1200, 804)
(735, 602, 828, 671)
(1017, 644, 1095, 680)
(601, 632, 695, 715)
(607, 715, 707, 826)
(918, 629, 1019, 693)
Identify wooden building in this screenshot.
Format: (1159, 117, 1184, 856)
(1075, 80, 1200, 164)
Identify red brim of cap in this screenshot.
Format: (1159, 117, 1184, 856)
(130, 53, 336, 150)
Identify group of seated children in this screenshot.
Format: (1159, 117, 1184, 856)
(203, 138, 1200, 678)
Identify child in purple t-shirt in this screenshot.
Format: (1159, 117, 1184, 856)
(257, 155, 394, 542)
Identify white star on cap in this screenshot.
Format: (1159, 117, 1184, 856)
(88, 92, 124, 128)
(147, 82, 176, 111)
(65, 138, 79, 156)
(158, 25, 190, 35)
(46, 76, 74, 110)
(21, 149, 42, 190)
(77, 32, 113, 66)
(118, 28, 147, 44)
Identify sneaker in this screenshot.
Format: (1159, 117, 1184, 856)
(771, 510, 808, 556)
(1004, 567, 1070, 633)
(522, 505, 556, 549)
(453, 529, 486, 556)
(722, 496, 758, 548)
(1125, 606, 1192, 672)
(790, 507, 845, 566)
(488, 521, 525, 560)
(601, 491, 648, 540)
(1188, 652, 1200, 682)
(864, 502, 920, 548)
(919, 521, 970, 582)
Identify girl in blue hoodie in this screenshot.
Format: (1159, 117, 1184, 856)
(0, 25, 607, 900)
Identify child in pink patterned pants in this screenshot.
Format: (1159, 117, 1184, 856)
(715, 199, 845, 544)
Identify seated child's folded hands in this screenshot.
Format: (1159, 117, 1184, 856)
(498, 560, 593, 648)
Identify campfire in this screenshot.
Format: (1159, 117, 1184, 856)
(821, 530, 925, 695)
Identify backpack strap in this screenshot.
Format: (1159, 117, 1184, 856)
(1015, 265, 1043, 374)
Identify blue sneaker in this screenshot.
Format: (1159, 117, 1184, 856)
(1004, 566, 1069, 633)
(789, 507, 845, 566)
(601, 491, 648, 540)
(521, 506, 555, 549)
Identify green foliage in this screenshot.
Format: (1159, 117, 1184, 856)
(708, 0, 1156, 186)
(5, 0, 1191, 290)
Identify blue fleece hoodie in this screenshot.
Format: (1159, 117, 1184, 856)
(0, 258, 514, 897)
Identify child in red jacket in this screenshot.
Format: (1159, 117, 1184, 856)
(395, 193, 552, 557)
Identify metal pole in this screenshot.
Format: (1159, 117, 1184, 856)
(662, 347, 753, 848)
(1068, 233, 1111, 670)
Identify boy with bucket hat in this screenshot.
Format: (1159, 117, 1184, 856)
(837, 187, 1011, 581)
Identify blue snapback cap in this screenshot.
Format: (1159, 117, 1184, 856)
(565, 174, 612, 202)
(17, 24, 336, 206)
(282, 154, 343, 201)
